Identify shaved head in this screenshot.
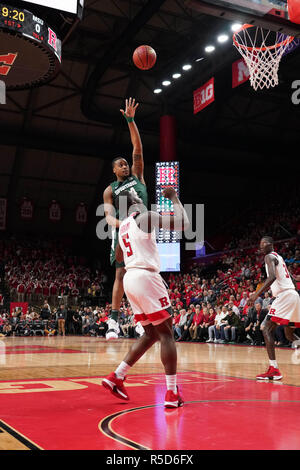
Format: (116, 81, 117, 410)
(261, 236, 273, 245)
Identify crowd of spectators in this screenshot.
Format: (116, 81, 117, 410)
(169, 237, 300, 347)
(0, 236, 108, 309)
(220, 195, 300, 252)
(1, 236, 299, 348)
(1, 206, 300, 348)
(0, 299, 144, 339)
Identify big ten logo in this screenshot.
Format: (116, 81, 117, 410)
(199, 82, 214, 104)
(158, 167, 177, 184)
(291, 80, 300, 105)
(193, 78, 215, 114)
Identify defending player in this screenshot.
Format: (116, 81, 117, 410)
(102, 187, 189, 408)
(248, 236, 300, 380)
(103, 98, 148, 323)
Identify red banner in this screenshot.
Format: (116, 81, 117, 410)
(76, 202, 88, 224)
(193, 78, 215, 114)
(10, 302, 28, 316)
(49, 200, 62, 222)
(20, 197, 34, 220)
(232, 58, 250, 88)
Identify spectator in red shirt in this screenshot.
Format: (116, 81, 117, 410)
(198, 307, 216, 342)
(189, 307, 204, 341)
(196, 307, 210, 342)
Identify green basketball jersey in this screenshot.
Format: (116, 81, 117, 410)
(110, 175, 148, 266)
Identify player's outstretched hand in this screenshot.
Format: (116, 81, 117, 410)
(162, 186, 177, 200)
(120, 97, 139, 119)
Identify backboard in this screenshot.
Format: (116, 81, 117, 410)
(186, 0, 300, 35)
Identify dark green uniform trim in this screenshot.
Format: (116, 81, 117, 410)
(109, 175, 148, 267)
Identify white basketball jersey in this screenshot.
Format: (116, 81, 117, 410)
(119, 212, 160, 272)
(265, 252, 295, 297)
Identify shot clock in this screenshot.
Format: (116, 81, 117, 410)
(155, 162, 181, 272)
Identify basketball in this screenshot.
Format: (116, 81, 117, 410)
(133, 45, 157, 70)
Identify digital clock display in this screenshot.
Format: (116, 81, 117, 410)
(155, 161, 181, 272)
(0, 2, 61, 62)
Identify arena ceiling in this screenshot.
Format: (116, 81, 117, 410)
(1, 0, 300, 237)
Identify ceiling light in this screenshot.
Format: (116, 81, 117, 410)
(172, 73, 181, 79)
(162, 80, 171, 86)
(217, 34, 229, 43)
(205, 45, 215, 53)
(182, 64, 192, 70)
(231, 23, 242, 32)
(154, 88, 162, 94)
(195, 57, 204, 62)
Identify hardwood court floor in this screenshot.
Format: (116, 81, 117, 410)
(0, 335, 300, 384)
(1, 336, 300, 450)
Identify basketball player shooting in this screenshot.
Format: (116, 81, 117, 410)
(103, 98, 148, 323)
(102, 187, 189, 408)
(248, 236, 300, 380)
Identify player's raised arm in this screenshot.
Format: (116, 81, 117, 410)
(248, 254, 277, 306)
(120, 97, 145, 184)
(103, 185, 121, 229)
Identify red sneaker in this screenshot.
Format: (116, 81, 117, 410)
(256, 366, 283, 381)
(102, 372, 129, 400)
(164, 386, 184, 408)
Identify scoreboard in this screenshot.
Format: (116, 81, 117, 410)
(155, 162, 180, 272)
(0, 1, 85, 89)
(0, 3, 62, 61)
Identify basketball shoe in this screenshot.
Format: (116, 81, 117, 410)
(256, 366, 283, 381)
(102, 372, 129, 400)
(164, 386, 184, 408)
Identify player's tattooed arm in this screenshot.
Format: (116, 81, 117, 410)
(103, 185, 121, 229)
(120, 97, 145, 184)
(248, 254, 277, 306)
(115, 242, 124, 264)
(132, 152, 145, 184)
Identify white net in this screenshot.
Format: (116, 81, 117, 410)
(233, 25, 294, 90)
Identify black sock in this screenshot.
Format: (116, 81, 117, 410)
(110, 310, 119, 322)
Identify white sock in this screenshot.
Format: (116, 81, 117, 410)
(166, 375, 177, 393)
(115, 361, 131, 379)
(269, 360, 278, 369)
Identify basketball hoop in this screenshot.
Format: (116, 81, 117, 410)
(233, 24, 294, 90)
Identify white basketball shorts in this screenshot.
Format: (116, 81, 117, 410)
(123, 269, 172, 326)
(268, 289, 300, 327)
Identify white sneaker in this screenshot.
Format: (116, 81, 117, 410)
(206, 338, 213, 343)
(214, 339, 219, 343)
(292, 339, 300, 349)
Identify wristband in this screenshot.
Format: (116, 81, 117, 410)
(124, 115, 134, 123)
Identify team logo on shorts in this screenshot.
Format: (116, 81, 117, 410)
(159, 297, 169, 308)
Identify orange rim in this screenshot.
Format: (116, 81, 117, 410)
(233, 24, 294, 52)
